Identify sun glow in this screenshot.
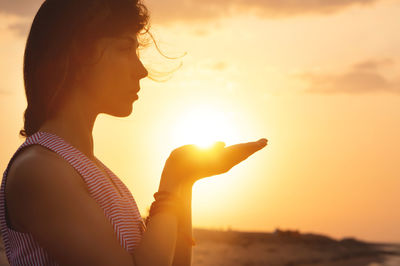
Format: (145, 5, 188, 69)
(169, 103, 245, 225)
(171, 104, 240, 148)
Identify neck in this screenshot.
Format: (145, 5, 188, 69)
(38, 89, 98, 161)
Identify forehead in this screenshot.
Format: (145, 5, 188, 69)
(90, 34, 138, 56)
(118, 35, 138, 42)
(99, 34, 138, 46)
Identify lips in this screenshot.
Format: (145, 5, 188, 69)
(130, 88, 140, 94)
(129, 86, 140, 99)
(130, 91, 139, 100)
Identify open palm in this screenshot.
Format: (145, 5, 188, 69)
(162, 138, 268, 185)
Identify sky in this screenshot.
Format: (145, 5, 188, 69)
(0, 0, 399, 243)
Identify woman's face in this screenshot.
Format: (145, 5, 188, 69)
(78, 32, 148, 117)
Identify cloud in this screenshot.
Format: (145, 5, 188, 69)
(0, 89, 12, 96)
(1, 0, 379, 25)
(0, 1, 42, 17)
(209, 61, 228, 71)
(352, 58, 394, 71)
(145, 0, 379, 24)
(7, 22, 31, 38)
(297, 59, 399, 95)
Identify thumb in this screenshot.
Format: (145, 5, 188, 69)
(213, 141, 226, 149)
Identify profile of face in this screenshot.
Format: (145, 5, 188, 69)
(75, 32, 148, 118)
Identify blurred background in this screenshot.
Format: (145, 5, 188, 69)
(0, 1, 399, 264)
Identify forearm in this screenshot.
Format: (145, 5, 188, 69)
(132, 211, 178, 266)
(132, 183, 181, 266)
(172, 182, 193, 266)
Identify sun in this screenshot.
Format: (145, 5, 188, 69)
(171, 104, 239, 149)
(167, 103, 248, 226)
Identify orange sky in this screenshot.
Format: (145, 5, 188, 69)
(0, 0, 399, 243)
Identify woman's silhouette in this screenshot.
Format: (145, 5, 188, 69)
(0, 0, 268, 265)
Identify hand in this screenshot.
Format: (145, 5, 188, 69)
(160, 138, 268, 187)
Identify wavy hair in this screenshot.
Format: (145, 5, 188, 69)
(20, 0, 176, 138)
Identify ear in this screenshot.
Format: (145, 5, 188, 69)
(68, 42, 83, 81)
(70, 39, 93, 63)
(69, 39, 94, 80)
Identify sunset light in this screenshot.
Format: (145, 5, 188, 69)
(1, 2, 399, 265)
(171, 104, 239, 149)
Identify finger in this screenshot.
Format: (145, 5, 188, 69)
(256, 138, 268, 148)
(225, 138, 267, 154)
(223, 138, 268, 165)
(212, 141, 226, 149)
(196, 139, 267, 176)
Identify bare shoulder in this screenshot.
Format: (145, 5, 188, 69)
(6, 144, 87, 191)
(5, 145, 134, 265)
(7, 145, 85, 187)
(5, 144, 88, 232)
(8, 144, 74, 175)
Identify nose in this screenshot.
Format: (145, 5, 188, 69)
(137, 59, 148, 80)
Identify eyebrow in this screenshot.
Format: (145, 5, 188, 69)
(120, 36, 139, 48)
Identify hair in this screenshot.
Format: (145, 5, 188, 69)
(20, 0, 180, 138)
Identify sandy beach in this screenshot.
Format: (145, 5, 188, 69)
(191, 228, 400, 266)
(0, 229, 398, 265)
(367, 244, 400, 266)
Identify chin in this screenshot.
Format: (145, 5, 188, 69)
(107, 105, 134, 117)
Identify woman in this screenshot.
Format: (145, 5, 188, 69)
(0, 0, 268, 265)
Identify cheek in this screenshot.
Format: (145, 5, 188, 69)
(102, 58, 129, 86)
(91, 56, 131, 97)
(90, 59, 134, 112)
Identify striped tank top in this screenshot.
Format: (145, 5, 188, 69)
(0, 131, 147, 265)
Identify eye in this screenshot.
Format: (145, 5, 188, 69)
(120, 46, 133, 52)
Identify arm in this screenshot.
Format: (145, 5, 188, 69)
(155, 173, 193, 266)
(133, 182, 182, 266)
(171, 182, 193, 266)
(150, 138, 269, 265)
(6, 147, 179, 266)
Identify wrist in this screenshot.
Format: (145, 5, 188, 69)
(158, 176, 181, 196)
